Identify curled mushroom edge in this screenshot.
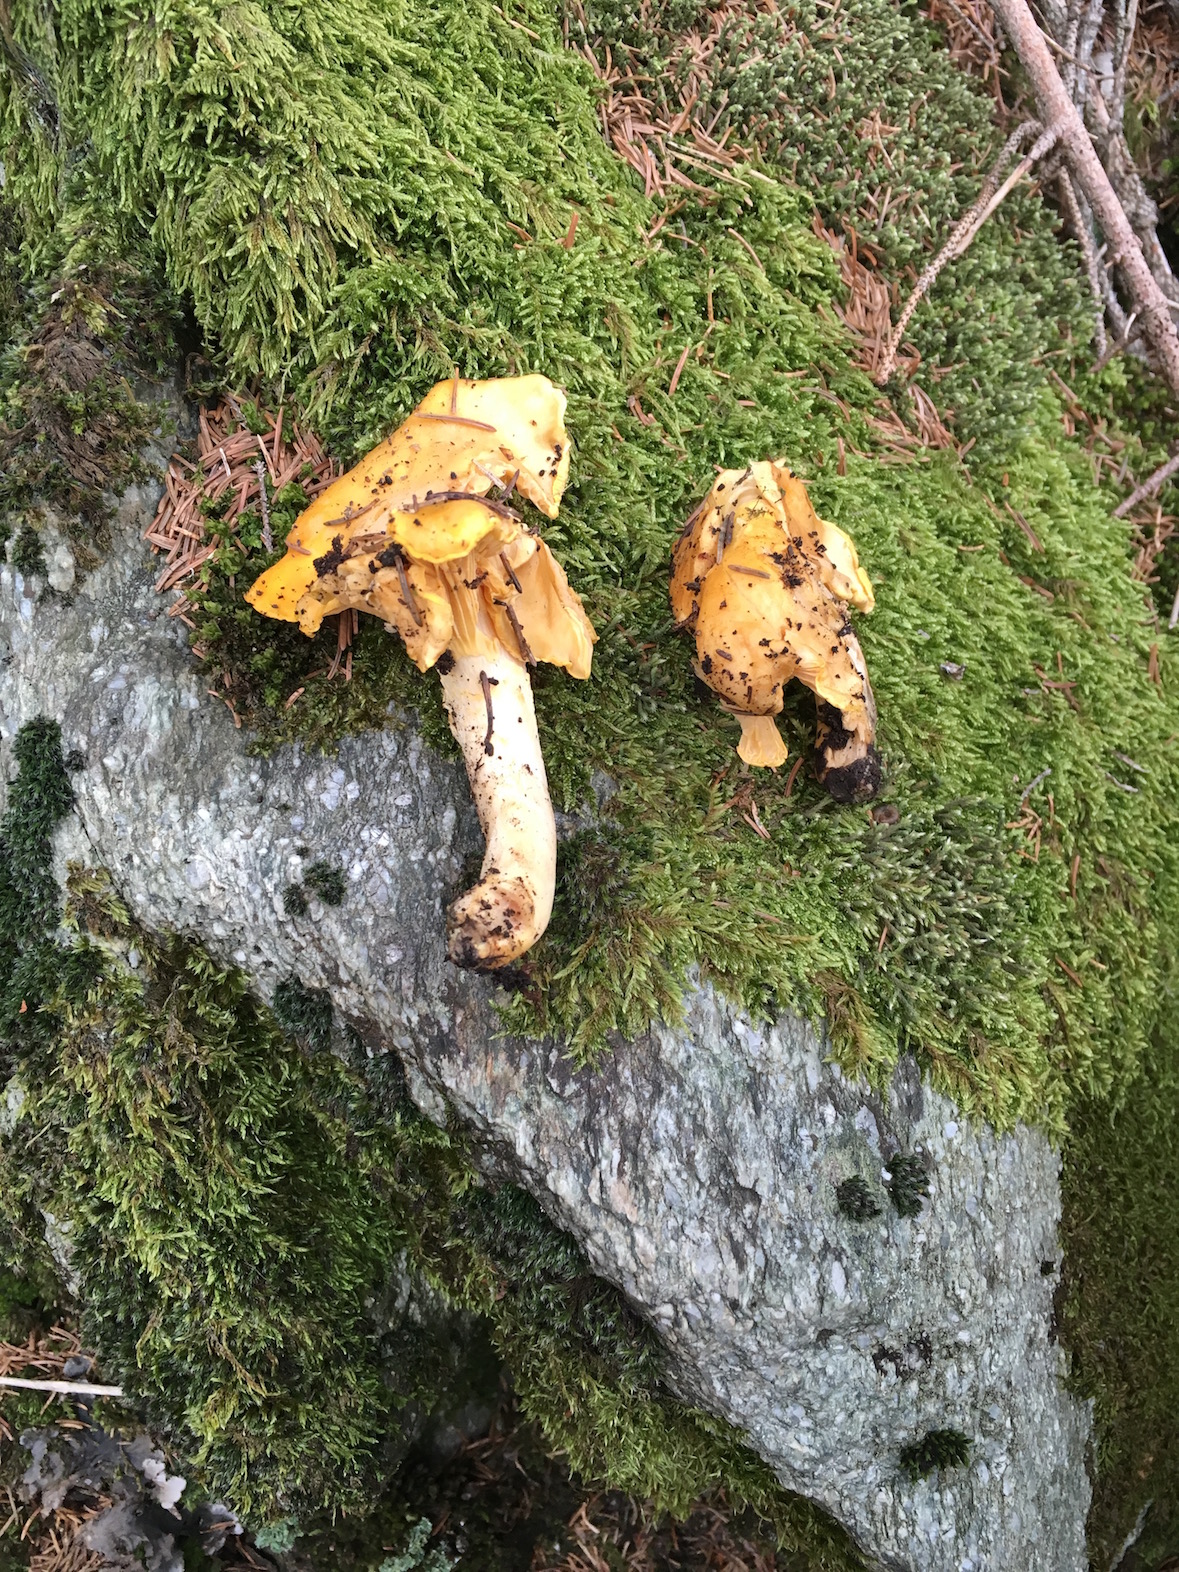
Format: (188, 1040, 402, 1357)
(671, 460, 882, 804)
(247, 374, 597, 970)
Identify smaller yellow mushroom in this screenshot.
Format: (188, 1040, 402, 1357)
(247, 376, 597, 968)
(671, 461, 881, 802)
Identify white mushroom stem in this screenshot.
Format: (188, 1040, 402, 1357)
(439, 651, 556, 969)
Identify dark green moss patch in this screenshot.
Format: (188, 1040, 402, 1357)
(271, 976, 334, 1054)
(0, 267, 182, 571)
(885, 1154, 930, 1219)
(898, 1427, 972, 1481)
(282, 862, 349, 918)
(304, 861, 348, 906)
(836, 1176, 882, 1223)
(1059, 1016, 1179, 1567)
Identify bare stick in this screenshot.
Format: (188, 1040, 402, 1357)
(1113, 449, 1179, 517)
(875, 122, 1050, 384)
(1108, 0, 1139, 152)
(0, 1375, 125, 1397)
(1091, 307, 1139, 375)
(986, 0, 1179, 396)
(1058, 169, 1107, 356)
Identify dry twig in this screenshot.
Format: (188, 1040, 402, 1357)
(1113, 448, 1179, 516)
(875, 120, 1060, 384)
(986, 0, 1179, 394)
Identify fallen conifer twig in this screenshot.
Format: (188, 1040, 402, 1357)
(985, 0, 1179, 397)
(1058, 168, 1110, 358)
(875, 120, 1058, 384)
(0, 1375, 125, 1397)
(1113, 449, 1179, 517)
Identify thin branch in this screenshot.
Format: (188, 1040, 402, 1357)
(1092, 307, 1139, 374)
(1060, 0, 1082, 98)
(1113, 449, 1179, 517)
(986, 0, 1179, 396)
(1108, 0, 1138, 149)
(875, 121, 1055, 384)
(0, 1375, 125, 1397)
(1059, 169, 1108, 356)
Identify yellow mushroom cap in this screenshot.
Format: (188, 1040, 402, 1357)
(245, 375, 596, 680)
(671, 461, 876, 768)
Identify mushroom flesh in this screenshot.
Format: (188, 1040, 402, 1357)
(247, 375, 597, 967)
(671, 460, 880, 802)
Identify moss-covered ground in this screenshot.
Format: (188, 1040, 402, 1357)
(1, 0, 1178, 1560)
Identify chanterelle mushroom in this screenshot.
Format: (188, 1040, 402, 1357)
(671, 460, 881, 802)
(246, 375, 597, 968)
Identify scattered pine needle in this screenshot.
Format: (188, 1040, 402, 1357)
(145, 397, 357, 691)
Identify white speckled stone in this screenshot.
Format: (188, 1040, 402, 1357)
(0, 485, 1091, 1572)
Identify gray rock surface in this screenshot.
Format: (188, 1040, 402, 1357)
(0, 484, 1092, 1572)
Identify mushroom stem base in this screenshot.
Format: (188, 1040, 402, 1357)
(439, 652, 556, 969)
(815, 701, 881, 804)
(736, 714, 789, 769)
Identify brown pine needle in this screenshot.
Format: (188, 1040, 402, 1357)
(667, 342, 692, 397)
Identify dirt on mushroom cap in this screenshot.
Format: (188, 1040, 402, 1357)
(245, 375, 595, 677)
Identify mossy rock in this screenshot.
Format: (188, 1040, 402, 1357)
(0, 0, 1178, 1559)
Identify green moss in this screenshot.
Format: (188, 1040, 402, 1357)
(304, 862, 348, 906)
(897, 1428, 972, 1482)
(0, 267, 182, 568)
(566, 0, 1089, 451)
(281, 881, 310, 918)
(885, 1154, 929, 1219)
(1058, 1017, 1179, 1566)
(271, 975, 334, 1053)
(281, 863, 349, 918)
(10, 520, 46, 577)
(835, 1176, 881, 1223)
(378, 1519, 457, 1572)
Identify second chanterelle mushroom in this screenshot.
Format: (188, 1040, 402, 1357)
(671, 460, 881, 802)
(246, 375, 597, 969)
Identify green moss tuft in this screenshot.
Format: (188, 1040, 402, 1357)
(898, 1427, 972, 1481)
(378, 1519, 457, 1572)
(1059, 1017, 1179, 1565)
(885, 1154, 930, 1219)
(271, 975, 334, 1053)
(835, 1176, 882, 1223)
(0, 268, 182, 569)
(303, 862, 348, 907)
